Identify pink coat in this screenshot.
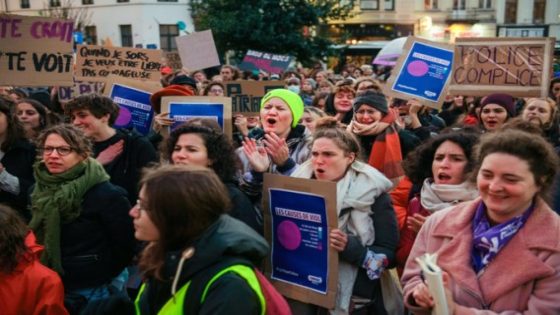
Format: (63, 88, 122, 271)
(401, 197, 560, 314)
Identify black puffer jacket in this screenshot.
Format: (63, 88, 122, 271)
(136, 215, 269, 315)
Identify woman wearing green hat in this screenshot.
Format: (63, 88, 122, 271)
(239, 88, 311, 199)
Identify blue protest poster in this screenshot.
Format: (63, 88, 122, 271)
(263, 174, 337, 308)
(168, 102, 224, 131)
(268, 188, 329, 294)
(160, 96, 233, 138)
(109, 83, 154, 136)
(391, 39, 454, 103)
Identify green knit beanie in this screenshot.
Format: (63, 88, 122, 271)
(260, 89, 304, 128)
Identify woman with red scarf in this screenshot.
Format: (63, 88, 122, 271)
(347, 91, 420, 186)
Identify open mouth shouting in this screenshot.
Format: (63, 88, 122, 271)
(263, 117, 277, 131)
(436, 172, 453, 184)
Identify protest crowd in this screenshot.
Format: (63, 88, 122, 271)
(2, 15, 560, 315)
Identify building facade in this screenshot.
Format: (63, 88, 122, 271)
(327, 0, 560, 43)
(1, 0, 193, 50)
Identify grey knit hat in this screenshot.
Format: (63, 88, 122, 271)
(353, 90, 388, 115)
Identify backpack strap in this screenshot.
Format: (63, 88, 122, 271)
(183, 257, 264, 315)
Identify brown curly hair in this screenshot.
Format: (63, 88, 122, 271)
(0, 205, 31, 274)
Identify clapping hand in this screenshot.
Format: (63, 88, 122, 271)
(242, 138, 270, 172)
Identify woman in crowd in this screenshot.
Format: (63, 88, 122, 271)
(163, 120, 262, 233)
(461, 96, 481, 126)
(15, 99, 59, 141)
(300, 78, 317, 106)
(402, 128, 560, 314)
(347, 90, 420, 185)
(0, 97, 36, 219)
(29, 124, 136, 313)
(354, 77, 382, 95)
(203, 81, 225, 97)
(65, 94, 158, 204)
(324, 79, 356, 125)
(132, 165, 268, 314)
(0, 205, 68, 315)
(300, 106, 327, 134)
(392, 131, 479, 276)
(239, 89, 310, 199)
(549, 77, 560, 104)
(311, 92, 329, 111)
(478, 93, 516, 132)
(439, 95, 467, 127)
(520, 97, 560, 147)
(288, 117, 399, 314)
(317, 80, 334, 94)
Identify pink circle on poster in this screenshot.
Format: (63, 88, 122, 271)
(115, 107, 132, 127)
(407, 60, 429, 77)
(277, 220, 301, 250)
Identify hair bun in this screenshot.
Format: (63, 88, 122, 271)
(314, 116, 343, 130)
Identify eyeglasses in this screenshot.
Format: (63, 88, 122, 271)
(134, 199, 149, 218)
(41, 146, 74, 156)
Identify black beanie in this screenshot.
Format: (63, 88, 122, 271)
(353, 90, 388, 115)
(170, 75, 198, 91)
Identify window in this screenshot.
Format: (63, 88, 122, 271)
(117, 0, 129, 2)
(384, 0, 394, 10)
(505, 0, 517, 24)
(533, 0, 545, 24)
(159, 24, 179, 51)
(424, 0, 438, 10)
(120, 25, 133, 47)
(82, 0, 94, 4)
(478, 0, 491, 9)
(453, 0, 465, 10)
(158, 0, 178, 2)
(49, 0, 61, 7)
(20, 0, 30, 8)
(85, 25, 98, 45)
(360, 0, 378, 10)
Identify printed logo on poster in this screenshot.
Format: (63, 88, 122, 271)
(268, 188, 330, 295)
(109, 84, 154, 136)
(168, 102, 224, 131)
(391, 41, 454, 102)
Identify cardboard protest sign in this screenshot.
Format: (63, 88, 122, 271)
(75, 44, 163, 83)
(225, 80, 284, 114)
(0, 14, 74, 86)
(160, 96, 232, 138)
(165, 51, 183, 71)
(384, 37, 454, 109)
(58, 81, 105, 102)
(263, 173, 338, 309)
(449, 37, 554, 97)
(239, 50, 293, 74)
(175, 30, 220, 71)
(104, 75, 162, 136)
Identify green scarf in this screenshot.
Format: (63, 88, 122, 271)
(29, 157, 110, 274)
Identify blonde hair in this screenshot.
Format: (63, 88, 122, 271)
(523, 97, 557, 128)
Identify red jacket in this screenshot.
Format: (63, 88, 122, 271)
(395, 195, 431, 277)
(0, 232, 68, 315)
